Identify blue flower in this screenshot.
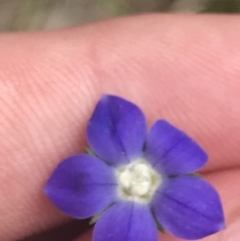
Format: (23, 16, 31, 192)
(44, 95, 225, 241)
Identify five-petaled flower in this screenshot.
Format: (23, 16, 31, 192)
(44, 95, 225, 241)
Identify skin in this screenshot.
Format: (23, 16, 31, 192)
(0, 14, 240, 241)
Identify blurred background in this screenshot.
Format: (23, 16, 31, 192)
(0, 0, 240, 32)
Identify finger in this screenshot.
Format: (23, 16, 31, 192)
(74, 170, 240, 241)
(1, 15, 239, 172)
(1, 14, 240, 241)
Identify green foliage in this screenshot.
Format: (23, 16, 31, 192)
(8, 0, 55, 31)
(101, 0, 132, 16)
(202, 0, 240, 13)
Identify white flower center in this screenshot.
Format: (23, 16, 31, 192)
(116, 160, 161, 203)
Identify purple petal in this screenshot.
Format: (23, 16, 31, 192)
(151, 176, 225, 239)
(94, 201, 158, 241)
(87, 95, 146, 167)
(145, 120, 207, 175)
(44, 154, 117, 219)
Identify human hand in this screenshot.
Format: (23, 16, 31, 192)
(0, 14, 239, 241)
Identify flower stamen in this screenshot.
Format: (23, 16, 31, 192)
(116, 159, 161, 203)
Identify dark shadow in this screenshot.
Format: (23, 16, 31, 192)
(18, 219, 90, 241)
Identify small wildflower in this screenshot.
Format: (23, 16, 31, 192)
(44, 95, 225, 241)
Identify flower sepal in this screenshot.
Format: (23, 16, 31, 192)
(154, 217, 166, 233)
(84, 147, 96, 156)
(89, 212, 103, 225)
